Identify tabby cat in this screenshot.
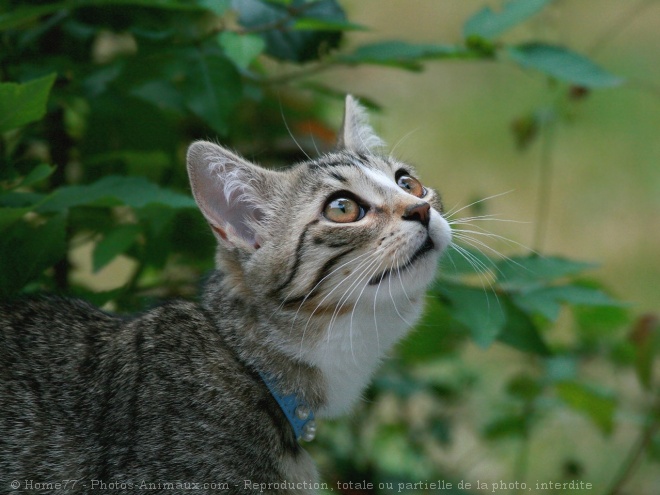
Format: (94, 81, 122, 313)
(0, 96, 451, 494)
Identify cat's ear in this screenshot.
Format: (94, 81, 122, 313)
(337, 94, 385, 153)
(187, 141, 273, 250)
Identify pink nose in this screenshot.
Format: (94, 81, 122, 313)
(402, 202, 430, 227)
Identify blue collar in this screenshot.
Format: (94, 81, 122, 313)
(259, 373, 316, 442)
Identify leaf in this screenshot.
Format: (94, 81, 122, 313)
(0, 207, 30, 233)
(513, 285, 623, 322)
(506, 374, 543, 401)
(93, 224, 142, 273)
(181, 50, 242, 135)
(482, 414, 528, 440)
(339, 41, 474, 71)
(218, 31, 266, 69)
(233, 0, 345, 63)
(0, 4, 65, 31)
(13, 164, 57, 190)
(433, 283, 505, 348)
(0, 213, 67, 297)
(555, 381, 617, 435)
(0, 73, 57, 132)
(497, 255, 595, 290)
(513, 289, 561, 321)
(397, 298, 468, 364)
(37, 176, 196, 213)
(293, 17, 366, 31)
(463, 0, 552, 41)
(507, 43, 625, 88)
(440, 246, 494, 278)
(197, 0, 231, 15)
(544, 355, 578, 382)
(497, 301, 551, 356)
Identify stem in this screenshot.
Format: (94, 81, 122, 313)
(260, 59, 339, 86)
(587, 0, 656, 56)
(532, 110, 556, 253)
(604, 397, 660, 495)
(514, 403, 534, 494)
(45, 104, 74, 292)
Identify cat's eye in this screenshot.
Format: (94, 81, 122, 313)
(323, 197, 366, 223)
(396, 171, 426, 198)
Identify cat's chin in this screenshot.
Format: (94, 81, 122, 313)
(367, 235, 437, 286)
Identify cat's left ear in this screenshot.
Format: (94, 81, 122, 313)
(337, 94, 385, 154)
(187, 141, 276, 251)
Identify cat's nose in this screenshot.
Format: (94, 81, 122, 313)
(402, 202, 431, 227)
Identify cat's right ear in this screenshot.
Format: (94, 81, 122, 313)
(187, 141, 273, 251)
(337, 95, 385, 154)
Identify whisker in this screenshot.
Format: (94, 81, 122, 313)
(452, 227, 535, 254)
(299, 251, 382, 356)
(389, 127, 420, 157)
(444, 190, 515, 219)
(448, 243, 501, 311)
(387, 255, 413, 327)
(452, 233, 526, 273)
(278, 99, 311, 161)
(394, 247, 414, 307)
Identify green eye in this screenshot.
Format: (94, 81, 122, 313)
(323, 197, 366, 223)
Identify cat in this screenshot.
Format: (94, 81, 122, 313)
(0, 95, 451, 494)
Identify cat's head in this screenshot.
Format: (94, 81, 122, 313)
(187, 96, 451, 314)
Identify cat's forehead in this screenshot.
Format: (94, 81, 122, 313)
(299, 151, 411, 181)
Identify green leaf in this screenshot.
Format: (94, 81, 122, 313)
(463, 0, 552, 41)
(37, 176, 196, 213)
(0, 0, 210, 32)
(497, 255, 595, 290)
(181, 51, 241, 135)
(0, 4, 65, 31)
(0, 213, 67, 297)
(93, 224, 142, 273)
(649, 432, 660, 463)
(197, 0, 231, 15)
(293, 17, 366, 31)
(506, 374, 543, 401)
(513, 289, 561, 321)
(0, 207, 30, 233)
(234, 0, 345, 63)
(0, 74, 57, 132)
(83, 94, 178, 155)
(397, 298, 467, 364)
(339, 41, 474, 71)
(507, 43, 625, 88)
(482, 414, 528, 440)
(544, 355, 578, 382)
(13, 164, 57, 190)
(513, 285, 623, 321)
(497, 301, 550, 356)
(555, 381, 617, 434)
(434, 283, 505, 348)
(440, 246, 494, 278)
(218, 31, 266, 69)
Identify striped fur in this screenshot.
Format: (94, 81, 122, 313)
(0, 96, 451, 493)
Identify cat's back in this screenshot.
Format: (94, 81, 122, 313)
(0, 296, 313, 491)
(0, 296, 121, 368)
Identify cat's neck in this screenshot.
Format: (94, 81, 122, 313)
(201, 270, 424, 419)
(296, 298, 425, 417)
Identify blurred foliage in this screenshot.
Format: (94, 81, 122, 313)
(1, 0, 659, 494)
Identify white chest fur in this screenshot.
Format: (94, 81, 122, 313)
(303, 296, 425, 418)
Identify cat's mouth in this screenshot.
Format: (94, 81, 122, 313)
(368, 236, 435, 286)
